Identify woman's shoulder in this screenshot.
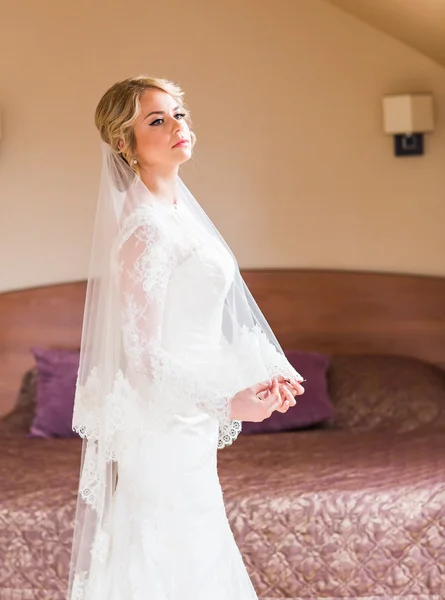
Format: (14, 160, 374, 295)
(116, 204, 172, 249)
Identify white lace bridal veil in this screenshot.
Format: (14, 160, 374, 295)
(66, 142, 301, 599)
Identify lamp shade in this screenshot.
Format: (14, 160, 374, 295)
(383, 93, 434, 135)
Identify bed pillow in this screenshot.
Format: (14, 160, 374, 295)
(327, 354, 445, 433)
(241, 349, 334, 434)
(29, 347, 80, 438)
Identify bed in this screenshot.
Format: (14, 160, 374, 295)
(1, 269, 445, 600)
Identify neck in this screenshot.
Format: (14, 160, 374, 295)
(139, 164, 179, 205)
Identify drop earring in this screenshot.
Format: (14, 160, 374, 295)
(133, 156, 137, 165)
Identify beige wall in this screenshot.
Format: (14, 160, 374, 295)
(323, 0, 445, 67)
(0, 0, 444, 293)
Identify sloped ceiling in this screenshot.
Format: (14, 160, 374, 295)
(322, 0, 445, 67)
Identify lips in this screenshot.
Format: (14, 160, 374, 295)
(172, 139, 190, 148)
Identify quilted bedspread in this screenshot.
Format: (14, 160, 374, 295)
(222, 429, 445, 600)
(0, 427, 444, 600)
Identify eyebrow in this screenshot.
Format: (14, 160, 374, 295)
(144, 105, 181, 120)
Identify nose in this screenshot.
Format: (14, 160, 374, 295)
(171, 116, 184, 136)
(174, 123, 184, 137)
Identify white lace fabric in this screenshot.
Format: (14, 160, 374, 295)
(67, 144, 302, 600)
(72, 193, 300, 502)
(115, 204, 241, 441)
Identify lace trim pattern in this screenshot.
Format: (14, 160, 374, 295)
(72, 367, 102, 440)
(218, 419, 242, 449)
(73, 325, 298, 458)
(91, 527, 110, 563)
(71, 572, 88, 600)
(236, 323, 301, 383)
(74, 369, 149, 509)
(78, 440, 102, 509)
(73, 369, 144, 443)
(118, 211, 176, 302)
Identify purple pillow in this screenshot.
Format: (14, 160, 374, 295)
(242, 350, 334, 434)
(29, 347, 80, 438)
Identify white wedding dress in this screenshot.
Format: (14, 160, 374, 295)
(72, 195, 299, 600)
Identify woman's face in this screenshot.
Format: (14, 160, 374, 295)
(132, 88, 192, 170)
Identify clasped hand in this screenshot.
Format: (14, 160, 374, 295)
(229, 376, 305, 422)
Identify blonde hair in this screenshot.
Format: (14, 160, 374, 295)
(95, 75, 195, 169)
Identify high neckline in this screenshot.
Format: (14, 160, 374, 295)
(155, 197, 183, 221)
(150, 197, 180, 213)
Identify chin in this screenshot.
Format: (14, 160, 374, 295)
(176, 149, 193, 165)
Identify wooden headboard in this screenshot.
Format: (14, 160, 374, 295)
(1, 269, 445, 415)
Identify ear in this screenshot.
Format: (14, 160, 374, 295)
(117, 139, 124, 151)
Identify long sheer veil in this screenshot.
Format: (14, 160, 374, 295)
(66, 143, 301, 599)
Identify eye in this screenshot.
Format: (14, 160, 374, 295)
(175, 113, 186, 120)
(149, 118, 163, 126)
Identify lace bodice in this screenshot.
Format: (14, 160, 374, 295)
(114, 200, 242, 448)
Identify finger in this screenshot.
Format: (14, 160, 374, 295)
(251, 378, 273, 394)
(264, 378, 279, 401)
(280, 381, 297, 393)
(256, 389, 271, 401)
(265, 385, 282, 409)
(271, 377, 279, 394)
(266, 396, 284, 417)
(279, 382, 297, 401)
(284, 380, 304, 395)
(273, 390, 291, 414)
(294, 382, 305, 395)
(278, 386, 295, 408)
(281, 385, 296, 406)
(284, 376, 305, 388)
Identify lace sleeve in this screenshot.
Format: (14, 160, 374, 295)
(117, 212, 175, 379)
(116, 211, 240, 449)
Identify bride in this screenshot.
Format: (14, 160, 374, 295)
(67, 75, 305, 600)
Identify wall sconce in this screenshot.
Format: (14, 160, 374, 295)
(382, 93, 434, 157)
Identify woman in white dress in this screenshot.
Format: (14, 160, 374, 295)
(67, 76, 305, 600)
